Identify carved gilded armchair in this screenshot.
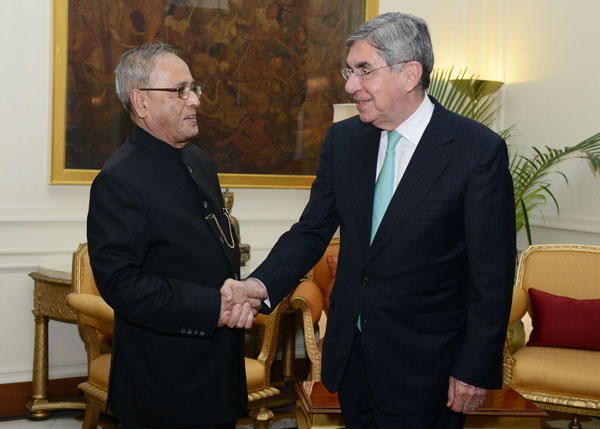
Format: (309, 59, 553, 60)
(503, 244, 600, 429)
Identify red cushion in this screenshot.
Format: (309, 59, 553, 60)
(527, 287, 600, 350)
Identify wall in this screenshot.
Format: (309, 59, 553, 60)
(0, 0, 598, 385)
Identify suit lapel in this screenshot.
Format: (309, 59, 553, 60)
(350, 121, 381, 256)
(366, 102, 457, 264)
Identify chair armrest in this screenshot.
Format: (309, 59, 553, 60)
(67, 293, 114, 334)
(291, 280, 324, 324)
(254, 297, 288, 385)
(290, 281, 324, 372)
(508, 286, 528, 325)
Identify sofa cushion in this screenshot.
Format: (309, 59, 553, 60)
(527, 287, 600, 350)
(512, 346, 600, 399)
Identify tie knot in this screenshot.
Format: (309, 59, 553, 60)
(387, 130, 402, 150)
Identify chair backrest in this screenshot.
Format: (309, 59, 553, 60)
(71, 242, 113, 338)
(72, 243, 100, 296)
(308, 238, 340, 315)
(516, 244, 600, 315)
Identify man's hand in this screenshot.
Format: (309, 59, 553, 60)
(218, 278, 268, 329)
(446, 376, 487, 414)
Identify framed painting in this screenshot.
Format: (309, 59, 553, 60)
(51, 0, 379, 187)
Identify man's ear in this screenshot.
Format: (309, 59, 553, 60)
(130, 89, 148, 119)
(403, 61, 423, 93)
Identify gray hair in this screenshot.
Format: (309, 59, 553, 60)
(346, 12, 434, 91)
(115, 42, 179, 114)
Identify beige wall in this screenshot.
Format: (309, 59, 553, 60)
(0, 0, 598, 383)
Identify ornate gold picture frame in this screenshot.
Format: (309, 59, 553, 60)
(51, 0, 378, 187)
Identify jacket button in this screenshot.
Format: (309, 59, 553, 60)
(199, 330, 205, 337)
(220, 236, 225, 244)
(187, 165, 193, 174)
(361, 276, 369, 285)
(203, 200, 208, 208)
(193, 330, 199, 335)
(180, 328, 186, 334)
(187, 329, 192, 335)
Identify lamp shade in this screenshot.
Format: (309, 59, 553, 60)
(332, 103, 359, 123)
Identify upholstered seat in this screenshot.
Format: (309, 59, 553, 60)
(290, 238, 339, 380)
(503, 244, 600, 429)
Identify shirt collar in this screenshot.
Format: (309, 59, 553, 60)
(393, 94, 434, 146)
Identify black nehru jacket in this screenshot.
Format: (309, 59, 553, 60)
(87, 126, 244, 427)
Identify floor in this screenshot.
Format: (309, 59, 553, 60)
(1, 408, 598, 428)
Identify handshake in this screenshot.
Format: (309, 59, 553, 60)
(218, 278, 268, 329)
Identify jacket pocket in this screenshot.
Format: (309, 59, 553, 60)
(414, 307, 466, 332)
(152, 335, 212, 356)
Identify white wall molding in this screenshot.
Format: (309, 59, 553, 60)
(530, 213, 600, 234)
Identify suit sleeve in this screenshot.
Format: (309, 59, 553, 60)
(87, 171, 221, 338)
(251, 125, 340, 310)
(451, 136, 516, 388)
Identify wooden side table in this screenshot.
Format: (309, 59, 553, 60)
(26, 271, 85, 419)
(465, 387, 547, 429)
(295, 381, 546, 429)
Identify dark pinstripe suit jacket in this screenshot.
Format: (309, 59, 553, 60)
(252, 97, 516, 415)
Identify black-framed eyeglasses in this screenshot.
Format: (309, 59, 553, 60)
(138, 83, 202, 100)
(341, 61, 412, 81)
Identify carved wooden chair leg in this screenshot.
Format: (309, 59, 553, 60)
(568, 415, 582, 429)
(82, 400, 100, 429)
(249, 406, 274, 429)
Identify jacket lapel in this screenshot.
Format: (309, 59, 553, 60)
(366, 101, 457, 264)
(350, 121, 381, 256)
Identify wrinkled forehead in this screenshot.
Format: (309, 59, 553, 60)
(346, 40, 385, 69)
(150, 53, 194, 86)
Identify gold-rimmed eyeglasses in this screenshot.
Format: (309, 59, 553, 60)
(139, 83, 203, 100)
(341, 61, 412, 82)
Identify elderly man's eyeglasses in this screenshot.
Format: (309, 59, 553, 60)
(139, 83, 202, 100)
(341, 61, 412, 81)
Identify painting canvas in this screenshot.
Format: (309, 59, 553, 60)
(52, 0, 378, 187)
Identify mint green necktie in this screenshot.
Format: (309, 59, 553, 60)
(360, 131, 401, 332)
(370, 130, 402, 244)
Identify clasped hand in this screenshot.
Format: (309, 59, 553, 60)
(218, 278, 267, 329)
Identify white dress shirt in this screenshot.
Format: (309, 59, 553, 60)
(374, 94, 435, 190)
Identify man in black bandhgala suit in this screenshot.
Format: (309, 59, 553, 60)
(87, 43, 265, 429)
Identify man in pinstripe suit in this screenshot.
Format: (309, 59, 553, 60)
(224, 12, 515, 428)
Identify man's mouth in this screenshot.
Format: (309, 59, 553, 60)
(184, 114, 197, 124)
(354, 99, 370, 109)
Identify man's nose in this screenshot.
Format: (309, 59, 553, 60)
(188, 91, 200, 107)
(344, 74, 362, 95)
